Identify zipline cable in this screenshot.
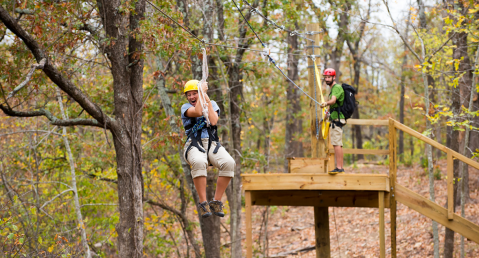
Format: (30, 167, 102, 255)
(145, 0, 311, 57)
(231, 0, 323, 106)
(240, 0, 321, 42)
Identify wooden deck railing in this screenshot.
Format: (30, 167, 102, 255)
(348, 118, 479, 220)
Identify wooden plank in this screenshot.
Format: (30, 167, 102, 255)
(314, 206, 330, 258)
(379, 191, 385, 258)
(242, 174, 390, 192)
(329, 148, 390, 155)
(245, 191, 252, 258)
(250, 190, 390, 208)
(392, 119, 479, 170)
(288, 158, 327, 174)
(347, 119, 389, 126)
(388, 118, 397, 258)
(447, 150, 454, 220)
(396, 184, 479, 244)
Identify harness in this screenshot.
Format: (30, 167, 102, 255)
(184, 116, 222, 161)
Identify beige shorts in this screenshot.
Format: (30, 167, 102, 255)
(330, 119, 345, 146)
(183, 138, 235, 179)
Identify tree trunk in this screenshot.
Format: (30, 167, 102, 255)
(97, 1, 146, 257)
(414, 2, 440, 256)
(398, 12, 411, 161)
(228, 63, 244, 257)
(456, 31, 473, 205)
(156, 61, 202, 257)
(284, 25, 302, 172)
(56, 89, 91, 258)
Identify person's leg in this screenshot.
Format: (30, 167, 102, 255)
(193, 176, 207, 202)
(214, 176, 232, 200)
(334, 145, 343, 169)
(208, 141, 235, 217)
(329, 124, 344, 173)
(185, 142, 208, 201)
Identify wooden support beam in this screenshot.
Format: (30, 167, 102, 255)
(245, 191, 252, 258)
(379, 191, 385, 258)
(242, 174, 390, 191)
(250, 190, 391, 208)
(329, 148, 389, 155)
(396, 184, 479, 244)
(314, 206, 330, 258)
(447, 150, 454, 220)
(388, 119, 397, 258)
(347, 119, 389, 126)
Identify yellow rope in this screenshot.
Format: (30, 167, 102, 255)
(312, 59, 330, 139)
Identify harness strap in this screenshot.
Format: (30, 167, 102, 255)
(330, 120, 344, 129)
(213, 142, 222, 154)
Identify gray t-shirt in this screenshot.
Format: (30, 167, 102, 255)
(181, 101, 220, 139)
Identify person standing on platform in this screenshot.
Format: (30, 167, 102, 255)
(320, 68, 346, 174)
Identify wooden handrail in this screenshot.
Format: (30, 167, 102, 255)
(347, 119, 389, 126)
(391, 118, 479, 170)
(328, 148, 389, 155)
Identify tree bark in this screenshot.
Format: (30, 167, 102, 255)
(398, 12, 411, 161)
(216, 1, 260, 256)
(97, 1, 146, 257)
(155, 62, 202, 257)
(284, 24, 303, 172)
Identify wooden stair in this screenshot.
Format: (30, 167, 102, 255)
(396, 183, 479, 243)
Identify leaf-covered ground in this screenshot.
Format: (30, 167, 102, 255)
(241, 161, 479, 257)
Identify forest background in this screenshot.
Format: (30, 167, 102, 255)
(1, 0, 479, 257)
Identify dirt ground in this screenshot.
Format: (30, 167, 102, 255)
(240, 161, 479, 257)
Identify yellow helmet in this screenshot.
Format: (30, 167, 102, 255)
(184, 80, 199, 93)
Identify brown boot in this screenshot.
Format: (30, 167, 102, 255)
(209, 200, 225, 217)
(198, 201, 212, 218)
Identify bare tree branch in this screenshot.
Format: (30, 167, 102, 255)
(0, 104, 105, 128)
(0, 6, 113, 128)
(7, 58, 46, 99)
(40, 189, 74, 209)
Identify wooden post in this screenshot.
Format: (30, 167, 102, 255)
(314, 206, 331, 258)
(307, 23, 330, 257)
(388, 119, 397, 257)
(447, 150, 454, 220)
(307, 24, 327, 170)
(245, 191, 252, 258)
(379, 191, 385, 258)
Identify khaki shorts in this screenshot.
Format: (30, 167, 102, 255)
(183, 138, 235, 178)
(330, 119, 345, 147)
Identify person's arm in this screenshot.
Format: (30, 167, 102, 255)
(321, 96, 337, 108)
(207, 102, 219, 125)
(185, 82, 219, 125)
(185, 82, 210, 117)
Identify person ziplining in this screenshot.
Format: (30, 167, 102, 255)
(181, 49, 235, 219)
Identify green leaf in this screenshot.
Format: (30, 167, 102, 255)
(7, 233, 14, 239)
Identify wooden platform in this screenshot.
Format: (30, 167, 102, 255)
(243, 173, 390, 192)
(243, 173, 390, 258)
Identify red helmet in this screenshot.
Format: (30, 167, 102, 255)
(323, 68, 336, 76)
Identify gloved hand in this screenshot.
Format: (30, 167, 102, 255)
(320, 102, 327, 108)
